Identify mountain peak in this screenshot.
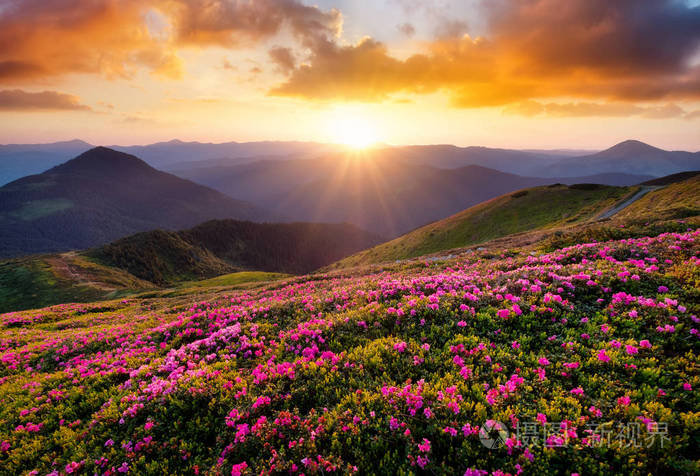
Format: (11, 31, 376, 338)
(48, 146, 156, 176)
(600, 140, 663, 156)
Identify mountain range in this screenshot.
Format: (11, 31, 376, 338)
(2, 139, 699, 186)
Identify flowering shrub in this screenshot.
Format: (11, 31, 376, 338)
(0, 230, 699, 475)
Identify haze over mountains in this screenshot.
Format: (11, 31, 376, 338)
(170, 154, 651, 237)
(1, 138, 698, 186)
(0, 147, 267, 257)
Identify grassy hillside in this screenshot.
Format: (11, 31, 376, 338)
(333, 184, 631, 268)
(616, 174, 700, 221)
(1, 228, 698, 475)
(0, 253, 153, 313)
(539, 175, 700, 251)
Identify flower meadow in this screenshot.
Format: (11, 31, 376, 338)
(1, 230, 699, 475)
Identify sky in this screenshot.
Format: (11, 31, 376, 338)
(0, 0, 699, 150)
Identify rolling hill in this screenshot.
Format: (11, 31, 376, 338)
(0, 219, 381, 312)
(0, 147, 268, 257)
(331, 183, 632, 267)
(88, 219, 381, 285)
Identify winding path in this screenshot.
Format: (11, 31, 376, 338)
(596, 185, 662, 220)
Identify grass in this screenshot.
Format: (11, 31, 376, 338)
(178, 271, 290, 289)
(616, 175, 700, 221)
(332, 184, 631, 268)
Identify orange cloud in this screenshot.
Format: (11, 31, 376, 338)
(0, 0, 340, 83)
(0, 0, 182, 82)
(0, 89, 91, 111)
(271, 0, 700, 108)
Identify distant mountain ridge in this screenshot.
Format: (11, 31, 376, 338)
(542, 140, 700, 177)
(0, 147, 269, 257)
(2, 138, 698, 186)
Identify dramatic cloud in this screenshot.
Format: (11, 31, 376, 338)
(0, 0, 340, 82)
(2, 0, 699, 116)
(271, 0, 700, 108)
(0, 89, 91, 111)
(165, 0, 341, 47)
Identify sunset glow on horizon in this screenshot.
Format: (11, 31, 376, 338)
(0, 0, 699, 150)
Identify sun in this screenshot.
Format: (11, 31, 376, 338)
(331, 115, 379, 149)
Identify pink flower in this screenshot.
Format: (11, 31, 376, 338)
(511, 341, 520, 349)
(497, 309, 510, 319)
(625, 345, 638, 355)
(629, 310, 638, 318)
(535, 367, 546, 381)
(417, 456, 429, 469)
(538, 357, 551, 366)
(460, 366, 473, 380)
(639, 340, 651, 349)
(617, 395, 631, 406)
(231, 462, 248, 476)
(570, 387, 584, 396)
(457, 320, 467, 327)
(683, 383, 693, 391)
(597, 349, 610, 363)
(443, 426, 458, 437)
(536, 413, 547, 425)
(393, 341, 408, 353)
(418, 438, 431, 453)
(252, 396, 271, 409)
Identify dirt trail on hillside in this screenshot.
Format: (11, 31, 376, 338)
(46, 252, 117, 291)
(595, 186, 662, 220)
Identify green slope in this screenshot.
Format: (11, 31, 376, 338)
(616, 175, 700, 221)
(331, 184, 631, 268)
(0, 253, 153, 313)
